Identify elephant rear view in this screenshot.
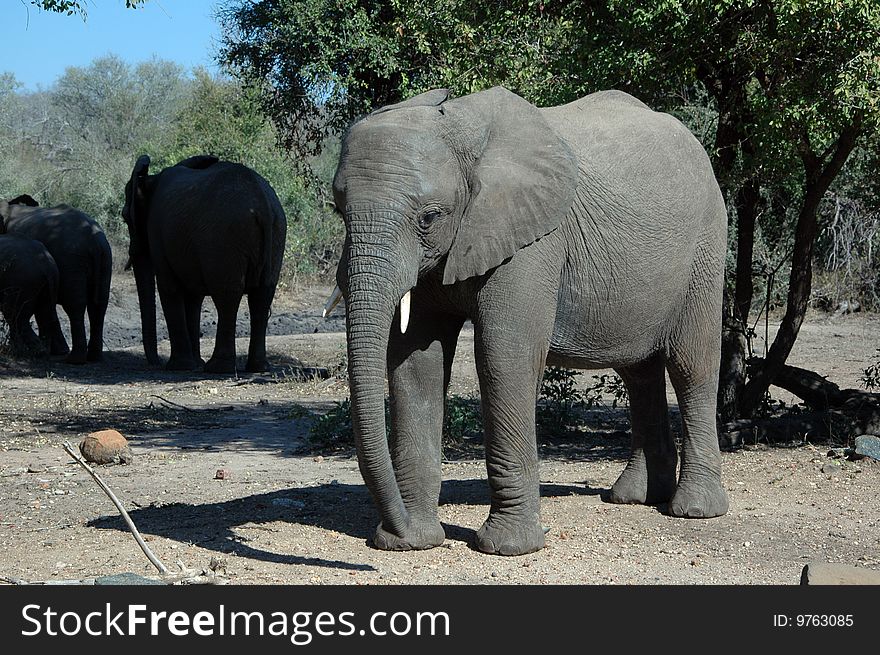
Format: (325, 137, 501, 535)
(123, 155, 287, 373)
(0, 195, 112, 364)
(0, 234, 64, 357)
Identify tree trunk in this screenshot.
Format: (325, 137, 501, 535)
(740, 119, 863, 417)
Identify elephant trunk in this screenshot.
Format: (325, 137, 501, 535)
(131, 255, 159, 366)
(345, 259, 411, 538)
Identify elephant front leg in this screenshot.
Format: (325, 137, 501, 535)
(373, 312, 464, 551)
(473, 317, 553, 556)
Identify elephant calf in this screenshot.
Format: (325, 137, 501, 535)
(0, 195, 112, 364)
(123, 155, 287, 373)
(0, 235, 65, 357)
(331, 87, 729, 556)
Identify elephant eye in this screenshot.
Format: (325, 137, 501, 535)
(419, 210, 442, 228)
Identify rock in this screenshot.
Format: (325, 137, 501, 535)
(854, 435, 880, 461)
(800, 563, 880, 585)
(821, 462, 841, 475)
(214, 468, 231, 480)
(27, 463, 46, 473)
(79, 430, 133, 465)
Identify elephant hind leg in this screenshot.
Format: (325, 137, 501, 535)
(204, 292, 241, 374)
(63, 303, 88, 365)
(244, 286, 274, 373)
(86, 301, 106, 362)
(609, 356, 678, 505)
(665, 269, 728, 519)
(184, 294, 205, 366)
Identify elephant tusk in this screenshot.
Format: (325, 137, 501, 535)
(400, 290, 411, 334)
(322, 285, 343, 318)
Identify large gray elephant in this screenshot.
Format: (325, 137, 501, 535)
(330, 87, 729, 556)
(0, 195, 112, 363)
(0, 234, 64, 357)
(123, 155, 287, 373)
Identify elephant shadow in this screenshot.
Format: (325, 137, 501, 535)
(88, 478, 601, 568)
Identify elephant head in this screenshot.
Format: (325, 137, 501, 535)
(332, 86, 578, 541)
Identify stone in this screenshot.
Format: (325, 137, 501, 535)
(821, 462, 841, 475)
(800, 563, 880, 585)
(27, 463, 46, 473)
(214, 468, 231, 480)
(79, 430, 133, 465)
(854, 435, 880, 461)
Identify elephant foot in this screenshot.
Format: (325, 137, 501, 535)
(610, 461, 676, 505)
(475, 517, 545, 556)
(50, 343, 70, 357)
(86, 349, 103, 363)
(165, 357, 201, 371)
(245, 358, 269, 373)
(204, 356, 236, 374)
(372, 520, 445, 551)
(667, 478, 729, 518)
(65, 352, 88, 365)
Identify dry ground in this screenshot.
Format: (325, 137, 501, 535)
(0, 275, 878, 585)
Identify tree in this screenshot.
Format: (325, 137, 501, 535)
(220, 1, 880, 425)
(31, 1, 147, 18)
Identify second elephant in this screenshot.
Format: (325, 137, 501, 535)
(0, 195, 112, 364)
(123, 155, 287, 373)
(0, 234, 64, 357)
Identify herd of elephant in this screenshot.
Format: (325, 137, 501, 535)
(1, 87, 731, 557)
(0, 154, 286, 372)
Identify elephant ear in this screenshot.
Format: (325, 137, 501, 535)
(9, 194, 38, 207)
(175, 154, 219, 170)
(370, 89, 450, 116)
(439, 87, 578, 285)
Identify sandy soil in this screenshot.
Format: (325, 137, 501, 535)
(0, 275, 878, 585)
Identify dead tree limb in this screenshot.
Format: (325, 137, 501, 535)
(62, 440, 169, 574)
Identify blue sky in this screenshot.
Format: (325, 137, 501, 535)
(1, 1, 222, 90)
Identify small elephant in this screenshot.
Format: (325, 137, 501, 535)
(0, 234, 65, 357)
(0, 195, 112, 364)
(331, 87, 729, 556)
(123, 155, 287, 373)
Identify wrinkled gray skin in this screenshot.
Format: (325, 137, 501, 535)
(123, 155, 287, 373)
(0, 195, 112, 364)
(0, 234, 65, 357)
(333, 87, 729, 556)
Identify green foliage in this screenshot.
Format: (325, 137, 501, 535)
(0, 56, 341, 283)
(307, 394, 483, 452)
(31, 0, 146, 18)
(443, 395, 482, 443)
(537, 367, 628, 431)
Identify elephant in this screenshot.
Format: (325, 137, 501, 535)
(0, 234, 65, 357)
(329, 86, 729, 556)
(0, 195, 112, 363)
(123, 155, 287, 373)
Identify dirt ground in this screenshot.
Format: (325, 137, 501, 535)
(1, 274, 878, 585)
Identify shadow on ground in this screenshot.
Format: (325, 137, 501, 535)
(89, 478, 604, 569)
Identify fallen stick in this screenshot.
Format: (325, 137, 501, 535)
(62, 440, 168, 574)
(150, 395, 195, 412)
